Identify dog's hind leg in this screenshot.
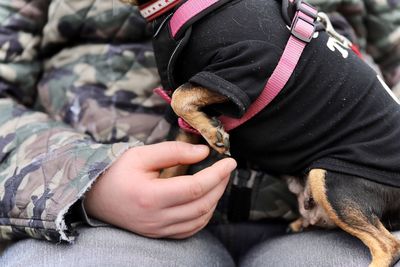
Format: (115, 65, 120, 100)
(308, 169, 400, 267)
(171, 83, 229, 155)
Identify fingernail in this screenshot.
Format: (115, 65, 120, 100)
(226, 158, 237, 170)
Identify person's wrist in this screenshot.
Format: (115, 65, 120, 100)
(83, 171, 107, 219)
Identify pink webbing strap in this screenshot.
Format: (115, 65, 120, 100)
(220, 6, 317, 131)
(169, 0, 219, 38)
(220, 37, 308, 131)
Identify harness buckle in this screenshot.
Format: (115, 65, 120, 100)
(290, 0, 317, 43)
(295, 0, 318, 20)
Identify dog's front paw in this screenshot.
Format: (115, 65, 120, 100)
(203, 117, 231, 156)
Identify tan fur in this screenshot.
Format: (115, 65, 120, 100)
(171, 84, 229, 154)
(289, 217, 305, 232)
(286, 175, 335, 231)
(309, 169, 400, 267)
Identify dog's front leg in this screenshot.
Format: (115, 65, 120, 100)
(171, 83, 229, 155)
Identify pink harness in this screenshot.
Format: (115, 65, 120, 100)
(145, 0, 318, 134)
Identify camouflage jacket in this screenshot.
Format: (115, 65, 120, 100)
(0, 0, 398, 244)
(0, 0, 169, 243)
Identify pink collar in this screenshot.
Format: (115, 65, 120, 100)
(139, 0, 183, 22)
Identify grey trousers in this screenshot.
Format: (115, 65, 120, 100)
(1, 223, 400, 267)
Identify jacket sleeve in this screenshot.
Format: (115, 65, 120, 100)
(0, 0, 152, 243)
(0, 99, 135, 242)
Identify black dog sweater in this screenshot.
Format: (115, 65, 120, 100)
(151, 0, 400, 186)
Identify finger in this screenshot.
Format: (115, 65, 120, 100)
(168, 217, 215, 240)
(161, 170, 228, 224)
(154, 158, 236, 208)
(161, 205, 216, 239)
(132, 142, 210, 170)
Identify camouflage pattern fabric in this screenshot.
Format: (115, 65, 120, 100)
(0, 0, 169, 243)
(0, 0, 398, 244)
(0, 98, 135, 242)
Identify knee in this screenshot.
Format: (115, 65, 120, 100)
(239, 230, 371, 267)
(2, 227, 234, 267)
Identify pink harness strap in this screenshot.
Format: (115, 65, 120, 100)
(220, 37, 309, 130)
(158, 0, 318, 134)
(221, 7, 317, 131)
(169, 0, 220, 38)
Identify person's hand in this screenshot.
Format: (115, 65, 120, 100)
(84, 141, 237, 239)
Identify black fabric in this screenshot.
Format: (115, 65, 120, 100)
(151, 0, 400, 187)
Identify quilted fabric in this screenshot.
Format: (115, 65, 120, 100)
(0, 0, 168, 243)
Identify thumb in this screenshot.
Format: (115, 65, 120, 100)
(194, 157, 237, 181)
(133, 141, 210, 170)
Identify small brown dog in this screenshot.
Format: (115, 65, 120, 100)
(122, 0, 400, 266)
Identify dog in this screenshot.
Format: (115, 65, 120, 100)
(121, 0, 400, 266)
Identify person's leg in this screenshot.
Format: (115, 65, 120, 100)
(208, 221, 288, 263)
(1, 226, 234, 267)
(239, 230, 400, 267)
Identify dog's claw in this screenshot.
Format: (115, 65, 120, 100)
(212, 127, 230, 155)
(215, 142, 225, 147)
(223, 138, 230, 150)
(203, 117, 231, 155)
(216, 130, 223, 142)
(210, 117, 222, 127)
